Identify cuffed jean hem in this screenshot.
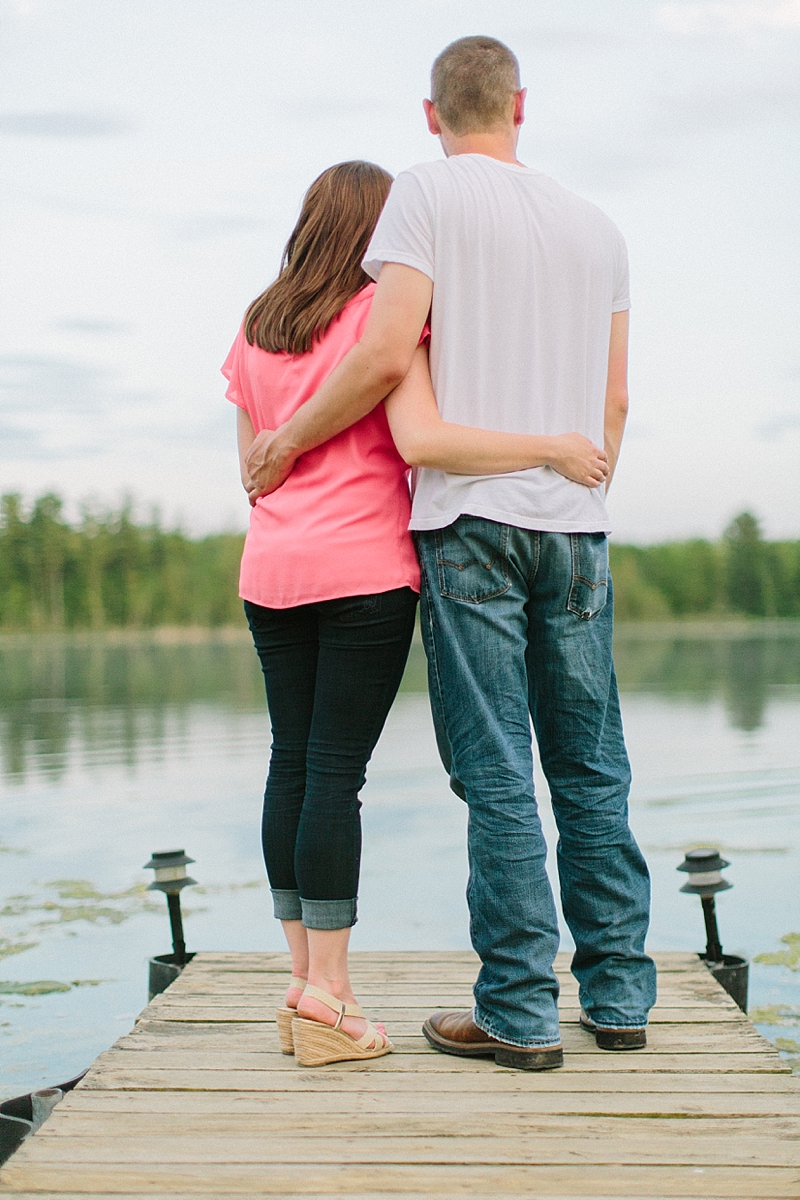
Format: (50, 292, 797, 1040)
(271, 888, 302, 921)
(301, 897, 358, 930)
(472, 1006, 562, 1050)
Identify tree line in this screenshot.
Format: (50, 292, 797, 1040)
(1, 496, 799, 630)
(612, 512, 800, 620)
(0, 494, 243, 630)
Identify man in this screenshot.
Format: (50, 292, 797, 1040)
(247, 35, 656, 1070)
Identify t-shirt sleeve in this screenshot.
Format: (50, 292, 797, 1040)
(221, 325, 248, 409)
(363, 170, 434, 282)
(611, 230, 631, 313)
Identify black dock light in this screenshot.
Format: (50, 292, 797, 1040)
(144, 849, 197, 999)
(677, 848, 731, 962)
(677, 847, 748, 1011)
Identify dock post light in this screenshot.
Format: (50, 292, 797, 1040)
(677, 848, 748, 1012)
(144, 849, 197, 999)
(677, 848, 731, 962)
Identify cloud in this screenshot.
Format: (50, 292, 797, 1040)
(0, 422, 37, 446)
(3, 0, 46, 15)
(657, 1, 800, 35)
(559, 148, 675, 191)
(514, 27, 630, 49)
(655, 83, 800, 133)
(0, 353, 225, 462)
(0, 354, 153, 459)
(38, 195, 272, 243)
(756, 413, 800, 440)
(0, 355, 111, 414)
(167, 215, 270, 242)
(55, 319, 132, 336)
(0, 111, 129, 137)
(292, 96, 390, 119)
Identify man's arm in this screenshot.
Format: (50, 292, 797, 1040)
(385, 346, 608, 486)
(604, 310, 629, 491)
(245, 263, 433, 495)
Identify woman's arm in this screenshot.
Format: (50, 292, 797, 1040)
(237, 407, 264, 504)
(385, 345, 609, 488)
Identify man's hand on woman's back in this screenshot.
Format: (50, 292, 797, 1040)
(245, 427, 297, 498)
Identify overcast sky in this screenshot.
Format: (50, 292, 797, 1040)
(1, 0, 798, 541)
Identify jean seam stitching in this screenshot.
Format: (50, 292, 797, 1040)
(526, 528, 541, 590)
(421, 556, 449, 776)
(567, 533, 609, 619)
(435, 518, 512, 605)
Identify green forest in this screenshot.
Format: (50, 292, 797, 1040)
(1, 493, 799, 630)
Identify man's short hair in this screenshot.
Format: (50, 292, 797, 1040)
(431, 36, 521, 136)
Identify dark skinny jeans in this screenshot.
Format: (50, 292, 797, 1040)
(244, 588, 417, 930)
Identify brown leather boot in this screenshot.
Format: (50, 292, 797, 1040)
(580, 1009, 647, 1050)
(422, 1009, 563, 1071)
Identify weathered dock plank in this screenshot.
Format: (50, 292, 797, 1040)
(2, 951, 799, 1199)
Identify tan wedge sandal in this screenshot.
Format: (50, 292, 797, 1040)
(291, 984, 393, 1067)
(275, 976, 306, 1055)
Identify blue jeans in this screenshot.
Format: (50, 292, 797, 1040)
(415, 517, 656, 1047)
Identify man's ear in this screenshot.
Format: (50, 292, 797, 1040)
(423, 99, 441, 136)
(513, 88, 527, 128)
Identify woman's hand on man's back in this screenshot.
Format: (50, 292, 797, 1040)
(548, 433, 609, 488)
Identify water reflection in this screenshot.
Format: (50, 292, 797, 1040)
(613, 628, 800, 731)
(3, 627, 800, 782)
(0, 632, 264, 782)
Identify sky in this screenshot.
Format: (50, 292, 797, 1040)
(1, 0, 798, 542)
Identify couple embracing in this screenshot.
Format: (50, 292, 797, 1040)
(222, 36, 656, 1071)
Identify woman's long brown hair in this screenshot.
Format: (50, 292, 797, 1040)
(245, 161, 393, 355)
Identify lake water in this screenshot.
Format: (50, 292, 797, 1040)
(2, 624, 800, 1098)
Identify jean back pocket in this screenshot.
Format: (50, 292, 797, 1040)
(434, 518, 511, 604)
(567, 533, 609, 619)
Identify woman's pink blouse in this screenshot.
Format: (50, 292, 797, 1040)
(222, 284, 420, 609)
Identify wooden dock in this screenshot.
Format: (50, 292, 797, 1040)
(2, 950, 799, 1198)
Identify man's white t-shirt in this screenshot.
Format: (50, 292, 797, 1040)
(363, 154, 630, 533)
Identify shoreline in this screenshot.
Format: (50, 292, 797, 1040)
(613, 617, 800, 640)
(1, 617, 800, 647)
(0, 625, 253, 647)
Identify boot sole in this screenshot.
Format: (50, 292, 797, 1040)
(494, 1045, 563, 1071)
(580, 1018, 646, 1050)
(595, 1028, 647, 1050)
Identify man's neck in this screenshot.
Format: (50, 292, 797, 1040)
(441, 128, 522, 166)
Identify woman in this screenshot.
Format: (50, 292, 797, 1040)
(223, 161, 608, 1068)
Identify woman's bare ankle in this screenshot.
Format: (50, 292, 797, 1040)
(306, 974, 356, 1004)
(285, 978, 306, 1009)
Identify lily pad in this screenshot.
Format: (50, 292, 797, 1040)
(749, 1004, 800, 1026)
(0, 978, 105, 996)
(0, 937, 38, 961)
(0, 980, 71, 995)
(754, 932, 800, 971)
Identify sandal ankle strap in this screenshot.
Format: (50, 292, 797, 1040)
(303, 983, 365, 1028)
